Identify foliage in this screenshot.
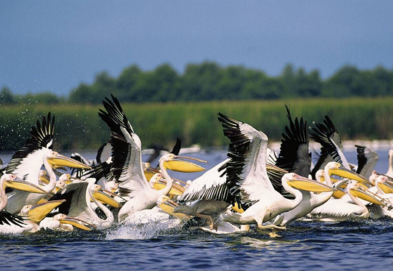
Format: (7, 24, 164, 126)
(1, 97, 393, 151)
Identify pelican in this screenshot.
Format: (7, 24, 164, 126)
(4, 113, 91, 214)
(386, 150, 393, 177)
(309, 165, 384, 221)
(0, 174, 28, 232)
(48, 179, 116, 229)
(40, 213, 95, 231)
(98, 95, 205, 223)
(272, 110, 358, 226)
(1, 197, 68, 234)
(217, 113, 334, 230)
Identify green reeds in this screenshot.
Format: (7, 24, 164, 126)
(0, 97, 392, 151)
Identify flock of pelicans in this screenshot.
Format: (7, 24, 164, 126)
(1, 95, 393, 237)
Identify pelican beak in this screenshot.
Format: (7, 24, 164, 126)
(266, 163, 288, 173)
(163, 156, 207, 172)
(47, 153, 91, 169)
(378, 182, 393, 194)
(349, 189, 385, 206)
(59, 216, 96, 231)
(287, 176, 334, 192)
(153, 180, 185, 196)
(158, 197, 177, 214)
(159, 199, 191, 221)
(93, 189, 122, 208)
(5, 179, 48, 194)
(27, 199, 66, 223)
(330, 166, 369, 184)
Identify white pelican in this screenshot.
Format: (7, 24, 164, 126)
(217, 113, 333, 230)
(5, 113, 91, 214)
(98, 95, 205, 223)
(386, 149, 393, 177)
(39, 213, 95, 231)
(48, 179, 116, 229)
(1, 197, 69, 234)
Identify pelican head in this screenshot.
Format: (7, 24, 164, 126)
(4, 174, 48, 194)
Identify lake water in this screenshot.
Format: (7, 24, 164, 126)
(1, 148, 393, 270)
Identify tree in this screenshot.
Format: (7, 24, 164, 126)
(0, 87, 16, 105)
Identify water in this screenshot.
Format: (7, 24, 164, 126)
(1, 148, 393, 270)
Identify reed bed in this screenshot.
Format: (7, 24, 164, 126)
(0, 97, 392, 151)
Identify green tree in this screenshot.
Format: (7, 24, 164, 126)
(0, 86, 16, 105)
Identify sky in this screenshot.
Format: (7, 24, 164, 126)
(1, 1, 393, 96)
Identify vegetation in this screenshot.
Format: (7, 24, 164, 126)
(0, 97, 392, 151)
(1, 62, 393, 105)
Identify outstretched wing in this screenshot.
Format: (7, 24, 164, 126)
(217, 113, 275, 209)
(5, 113, 55, 184)
(275, 105, 311, 177)
(310, 115, 350, 169)
(98, 95, 149, 194)
(179, 159, 231, 203)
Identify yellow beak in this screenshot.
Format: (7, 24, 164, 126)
(378, 182, 393, 194)
(287, 176, 334, 192)
(47, 153, 91, 169)
(329, 167, 369, 184)
(158, 198, 190, 221)
(163, 156, 207, 172)
(350, 189, 385, 206)
(92, 190, 122, 208)
(5, 179, 48, 194)
(59, 217, 96, 231)
(27, 199, 66, 223)
(153, 180, 185, 196)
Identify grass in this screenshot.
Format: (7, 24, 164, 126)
(0, 97, 392, 151)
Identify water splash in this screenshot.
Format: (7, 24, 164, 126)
(105, 218, 183, 240)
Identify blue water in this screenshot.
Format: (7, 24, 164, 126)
(1, 149, 393, 270)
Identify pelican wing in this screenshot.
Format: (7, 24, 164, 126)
(179, 159, 231, 203)
(0, 211, 26, 227)
(81, 160, 113, 183)
(48, 182, 89, 217)
(5, 113, 55, 184)
(218, 113, 274, 208)
(99, 95, 149, 193)
(70, 152, 92, 178)
(96, 140, 112, 164)
(276, 106, 311, 178)
(170, 137, 182, 155)
(355, 145, 378, 179)
(310, 115, 350, 170)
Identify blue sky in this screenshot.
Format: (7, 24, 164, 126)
(1, 1, 392, 95)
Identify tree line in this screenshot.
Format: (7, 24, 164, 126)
(1, 62, 393, 105)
